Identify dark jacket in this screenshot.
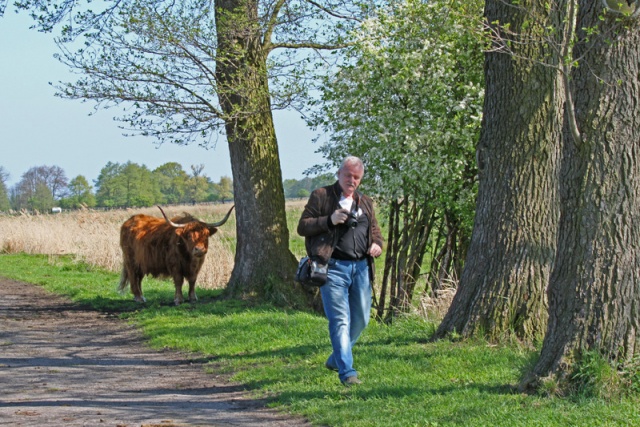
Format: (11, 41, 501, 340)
(297, 181, 384, 283)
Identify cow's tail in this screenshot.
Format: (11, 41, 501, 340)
(118, 267, 129, 294)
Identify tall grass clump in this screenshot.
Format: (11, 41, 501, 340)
(415, 280, 457, 321)
(0, 204, 236, 289)
(565, 350, 640, 401)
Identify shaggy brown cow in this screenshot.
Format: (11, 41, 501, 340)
(118, 205, 235, 305)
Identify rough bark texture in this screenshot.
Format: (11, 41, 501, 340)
(524, 4, 640, 386)
(435, 0, 564, 342)
(214, 0, 298, 297)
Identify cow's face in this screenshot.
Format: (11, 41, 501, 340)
(176, 224, 212, 258)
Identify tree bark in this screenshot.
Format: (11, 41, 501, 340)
(435, 0, 565, 342)
(523, 3, 640, 388)
(377, 201, 399, 320)
(214, 0, 299, 298)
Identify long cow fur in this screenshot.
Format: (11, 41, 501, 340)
(118, 205, 234, 305)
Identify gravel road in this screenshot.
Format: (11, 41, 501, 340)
(0, 277, 311, 427)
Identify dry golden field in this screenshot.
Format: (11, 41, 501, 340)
(0, 203, 239, 289)
(0, 199, 456, 319)
(0, 200, 310, 290)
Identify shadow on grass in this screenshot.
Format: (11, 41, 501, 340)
(0, 254, 538, 422)
(272, 380, 518, 401)
(72, 286, 227, 314)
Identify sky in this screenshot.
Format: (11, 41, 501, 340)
(0, 9, 327, 189)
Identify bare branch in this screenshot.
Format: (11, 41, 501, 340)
(262, 0, 287, 50)
(304, 0, 361, 22)
(561, 0, 582, 145)
(271, 40, 352, 50)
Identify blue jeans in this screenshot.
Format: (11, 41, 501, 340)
(320, 258, 372, 382)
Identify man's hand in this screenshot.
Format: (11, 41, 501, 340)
(330, 209, 350, 225)
(368, 243, 382, 258)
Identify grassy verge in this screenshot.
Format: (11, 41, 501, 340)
(1, 253, 639, 426)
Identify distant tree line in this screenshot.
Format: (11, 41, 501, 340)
(0, 167, 11, 212)
(283, 173, 335, 199)
(0, 162, 231, 212)
(0, 163, 330, 213)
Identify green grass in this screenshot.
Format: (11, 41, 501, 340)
(1, 253, 639, 426)
(287, 203, 307, 258)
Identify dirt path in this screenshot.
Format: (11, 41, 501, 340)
(0, 277, 311, 427)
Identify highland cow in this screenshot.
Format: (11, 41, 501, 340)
(118, 205, 234, 305)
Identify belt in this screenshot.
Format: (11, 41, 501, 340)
(331, 255, 367, 262)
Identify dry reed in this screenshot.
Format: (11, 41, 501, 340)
(1, 200, 455, 320)
(0, 204, 237, 289)
(416, 283, 457, 321)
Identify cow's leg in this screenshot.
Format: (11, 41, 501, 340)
(131, 271, 146, 303)
(173, 277, 185, 306)
(187, 279, 198, 303)
(118, 265, 129, 294)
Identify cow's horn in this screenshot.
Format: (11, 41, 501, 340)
(157, 205, 187, 228)
(207, 205, 235, 228)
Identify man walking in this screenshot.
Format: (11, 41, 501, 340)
(297, 156, 383, 386)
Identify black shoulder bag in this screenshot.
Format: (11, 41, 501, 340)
(295, 256, 328, 287)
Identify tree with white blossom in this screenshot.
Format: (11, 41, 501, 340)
(309, 0, 484, 318)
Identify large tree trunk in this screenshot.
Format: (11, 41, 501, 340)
(214, 0, 299, 299)
(435, 0, 565, 342)
(522, 3, 640, 388)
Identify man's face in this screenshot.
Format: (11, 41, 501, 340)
(337, 163, 363, 197)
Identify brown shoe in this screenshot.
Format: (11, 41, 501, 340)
(341, 376, 362, 386)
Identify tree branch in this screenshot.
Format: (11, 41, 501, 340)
(561, 0, 582, 146)
(271, 40, 351, 50)
(304, 0, 361, 22)
(262, 0, 287, 51)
